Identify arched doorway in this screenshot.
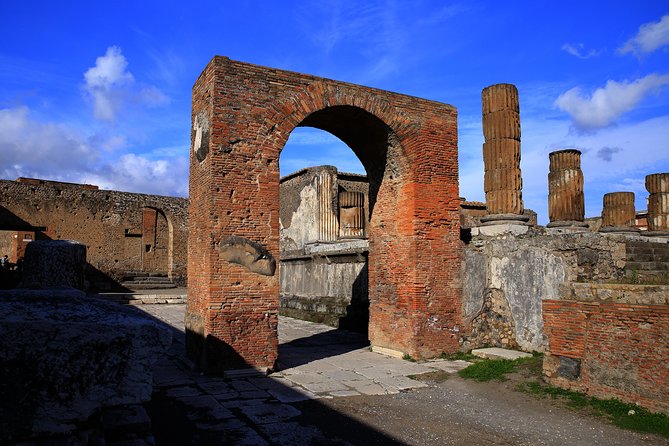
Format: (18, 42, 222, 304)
(187, 57, 462, 372)
(278, 129, 369, 334)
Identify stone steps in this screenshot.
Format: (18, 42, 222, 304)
(625, 240, 669, 282)
(121, 272, 176, 290)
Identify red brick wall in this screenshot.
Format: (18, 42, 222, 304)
(188, 56, 462, 371)
(543, 299, 669, 414)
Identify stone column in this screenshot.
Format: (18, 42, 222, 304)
(645, 173, 669, 235)
(317, 168, 339, 242)
(600, 192, 639, 233)
(547, 149, 588, 229)
(480, 83, 529, 228)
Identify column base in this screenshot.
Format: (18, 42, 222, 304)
(480, 213, 530, 226)
(546, 221, 589, 233)
(472, 223, 530, 237)
(599, 226, 641, 235)
(643, 230, 669, 238)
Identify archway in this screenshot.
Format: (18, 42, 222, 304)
(187, 57, 462, 372)
(278, 128, 369, 334)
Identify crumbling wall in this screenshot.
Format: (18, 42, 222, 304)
(462, 231, 628, 351)
(0, 179, 188, 287)
(543, 283, 669, 414)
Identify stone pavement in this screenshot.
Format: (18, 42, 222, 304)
(138, 304, 471, 444)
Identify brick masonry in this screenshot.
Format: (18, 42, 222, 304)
(188, 56, 462, 372)
(543, 284, 669, 414)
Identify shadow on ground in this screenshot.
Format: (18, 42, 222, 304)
(134, 306, 405, 445)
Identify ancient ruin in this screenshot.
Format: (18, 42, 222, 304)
(0, 240, 171, 444)
(547, 149, 588, 229)
(646, 173, 669, 234)
(0, 178, 188, 289)
(1, 56, 668, 444)
(279, 166, 369, 331)
(600, 192, 638, 233)
(480, 84, 528, 227)
(187, 56, 462, 372)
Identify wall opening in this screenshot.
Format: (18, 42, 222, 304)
(279, 127, 370, 338)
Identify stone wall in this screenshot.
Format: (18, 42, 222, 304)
(280, 241, 369, 332)
(279, 166, 370, 332)
(462, 231, 628, 351)
(0, 179, 188, 288)
(543, 283, 669, 414)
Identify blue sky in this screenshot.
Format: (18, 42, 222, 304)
(1, 1, 668, 223)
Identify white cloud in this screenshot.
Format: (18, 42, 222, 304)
(554, 74, 669, 130)
(0, 106, 98, 179)
(0, 106, 188, 197)
(82, 46, 169, 121)
(618, 14, 669, 55)
(80, 153, 189, 197)
(561, 43, 599, 59)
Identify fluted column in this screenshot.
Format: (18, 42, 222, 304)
(317, 168, 339, 242)
(645, 173, 669, 234)
(480, 83, 529, 226)
(547, 149, 588, 229)
(600, 192, 638, 233)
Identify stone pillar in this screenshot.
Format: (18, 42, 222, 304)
(480, 83, 529, 229)
(20, 240, 87, 290)
(600, 192, 639, 233)
(547, 149, 588, 229)
(317, 168, 339, 242)
(645, 173, 669, 235)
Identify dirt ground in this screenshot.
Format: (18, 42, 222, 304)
(291, 367, 669, 446)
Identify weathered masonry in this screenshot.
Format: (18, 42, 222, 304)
(187, 56, 462, 372)
(0, 178, 188, 288)
(279, 166, 370, 332)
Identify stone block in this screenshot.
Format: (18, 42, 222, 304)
(0, 292, 172, 443)
(21, 240, 86, 290)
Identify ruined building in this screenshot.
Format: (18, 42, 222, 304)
(0, 178, 188, 289)
(1, 56, 667, 426)
(185, 57, 668, 414)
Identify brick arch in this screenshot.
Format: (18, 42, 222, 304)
(187, 57, 462, 373)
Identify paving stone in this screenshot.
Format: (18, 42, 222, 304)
(212, 391, 240, 401)
(211, 427, 269, 446)
(152, 368, 193, 387)
(424, 359, 472, 373)
(229, 380, 261, 392)
(342, 380, 388, 395)
(377, 375, 428, 391)
(300, 380, 350, 394)
(239, 403, 302, 424)
(221, 398, 268, 409)
(176, 395, 221, 409)
(257, 421, 351, 446)
(195, 418, 247, 431)
(329, 390, 361, 397)
(197, 381, 233, 394)
(472, 347, 532, 360)
(320, 369, 365, 381)
(165, 386, 201, 398)
(268, 386, 318, 403)
(238, 389, 271, 399)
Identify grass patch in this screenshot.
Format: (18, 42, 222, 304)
(402, 353, 416, 362)
(517, 382, 669, 438)
(439, 351, 478, 361)
(458, 359, 516, 381)
(458, 353, 542, 382)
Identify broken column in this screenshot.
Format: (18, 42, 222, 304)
(645, 173, 669, 235)
(600, 192, 639, 233)
(480, 83, 529, 230)
(547, 149, 588, 230)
